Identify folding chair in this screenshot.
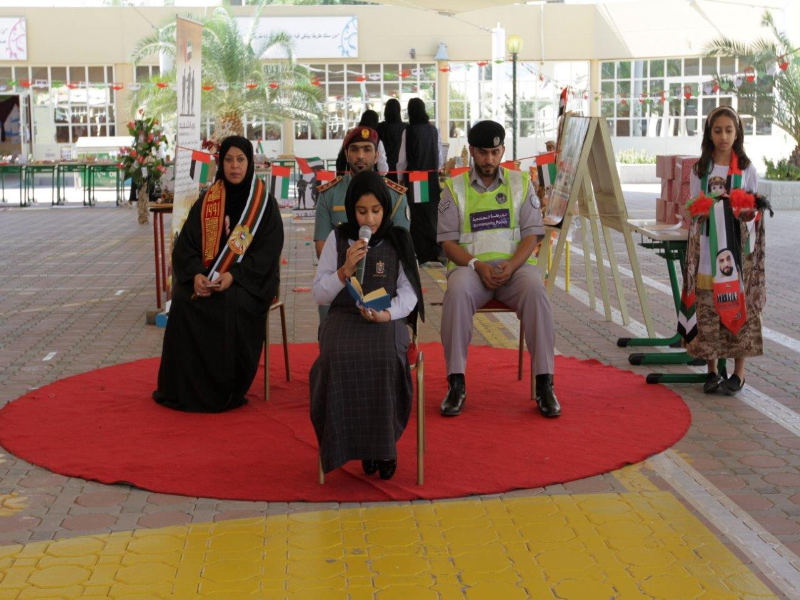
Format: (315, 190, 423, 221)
(263, 294, 290, 401)
(476, 299, 534, 399)
(318, 332, 425, 485)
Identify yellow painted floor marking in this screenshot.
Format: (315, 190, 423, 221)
(613, 463, 660, 493)
(0, 493, 774, 598)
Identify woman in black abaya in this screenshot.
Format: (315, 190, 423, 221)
(153, 136, 284, 412)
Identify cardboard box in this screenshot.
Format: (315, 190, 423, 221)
(661, 179, 673, 202)
(672, 180, 691, 205)
(656, 198, 668, 222)
(656, 154, 674, 179)
(664, 202, 680, 224)
(674, 156, 699, 184)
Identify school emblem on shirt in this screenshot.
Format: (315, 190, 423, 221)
(496, 192, 508, 205)
(227, 224, 253, 255)
(375, 260, 386, 276)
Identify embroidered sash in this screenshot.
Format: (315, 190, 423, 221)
(199, 177, 269, 279)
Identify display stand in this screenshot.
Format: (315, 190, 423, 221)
(540, 115, 655, 337)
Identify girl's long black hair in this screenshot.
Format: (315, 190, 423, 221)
(693, 105, 751, 178)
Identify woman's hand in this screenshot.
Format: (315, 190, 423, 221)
(344, 239, 368, 278)
(193, 274, 216, 298)
(211, 272, 233, 292)
(359, 306, 391, 323)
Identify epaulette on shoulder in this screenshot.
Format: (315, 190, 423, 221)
(317, 176, 342, 193)
(384, 178, 407, 195)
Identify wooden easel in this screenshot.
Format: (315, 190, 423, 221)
(540, 115, 655, 337)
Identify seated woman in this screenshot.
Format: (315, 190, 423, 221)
(310, 170, 424, 479)
(153, 136, 284, 412)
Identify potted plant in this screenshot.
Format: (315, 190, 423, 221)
(118, 112, 168, 225)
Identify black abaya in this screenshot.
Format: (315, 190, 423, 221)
(153, 190, 284, 412)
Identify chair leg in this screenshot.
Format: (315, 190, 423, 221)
(518, 322, 524, 381)
(318, 456, 325, 484)
(417, 352, 424, 486)
(279, 304, 290, 382)
(264, 313, 271, 402)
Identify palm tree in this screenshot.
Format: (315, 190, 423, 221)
(130, 4, 323, 140)
(704, 11, 800, 167)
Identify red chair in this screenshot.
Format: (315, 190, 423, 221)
(263, 295, 290, 401)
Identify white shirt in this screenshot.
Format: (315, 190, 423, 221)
(312, 230, 417, 320)
(689, 161, 759, 198)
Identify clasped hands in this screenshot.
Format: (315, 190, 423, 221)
(193, 272, 233, 297)
(475, 260, 514, 290)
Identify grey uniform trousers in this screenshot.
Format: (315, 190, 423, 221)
(441, 262, 555, 376)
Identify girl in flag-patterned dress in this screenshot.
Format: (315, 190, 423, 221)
(682, 106, 767, 396)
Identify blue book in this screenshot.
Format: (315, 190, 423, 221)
(346, 277, 392, 312)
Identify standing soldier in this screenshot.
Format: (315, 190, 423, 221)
(437, 120, 560, 418)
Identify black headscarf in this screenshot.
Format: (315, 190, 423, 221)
(359, 110, 380, 130)
(384, 99, 402, 124)
(407, 98, 430, 125)
(338, 170, 425, 330)
(215, 136, 255, 224)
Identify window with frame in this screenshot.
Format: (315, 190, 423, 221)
(448, 61, 589, 141)
(600, 56, 772, 137)
(294, 62, 437, 141)
(6, 65, 117, 144)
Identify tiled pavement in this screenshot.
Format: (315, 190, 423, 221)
(0, 188, 799, 598)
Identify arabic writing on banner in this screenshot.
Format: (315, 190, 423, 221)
(237, 17, 358, 59)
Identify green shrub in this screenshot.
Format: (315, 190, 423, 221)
(764, 158, 800, 181)
(616, 148, 656, 164)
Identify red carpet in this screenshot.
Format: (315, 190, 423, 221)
(0, 343, 689, 502)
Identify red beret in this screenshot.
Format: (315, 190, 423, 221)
(343, 126, 378, 149)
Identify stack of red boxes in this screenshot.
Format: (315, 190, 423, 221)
(655, 155, 699, 226)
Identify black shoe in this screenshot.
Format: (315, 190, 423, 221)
(703, 371, 724, 394)
(441, 374, 466, 416)
(722, 374, 745, 396)
(378, 458, 397, 480)
(535, 374, 561, 418)
(362, 460, 378, 475)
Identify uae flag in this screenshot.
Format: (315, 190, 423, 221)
(409, 171, 429, 203)
(536, 152, 557, 188)
(450, 167, 470, 177)
(190, 150, 212, 184)
(296, 156, 324, 175)
(316, 170, 336, 182)
(499, 160, 519, 171)
(558, 87, 568, 117)
(269, 165, 291, 201)
(256, 138, 264, 154)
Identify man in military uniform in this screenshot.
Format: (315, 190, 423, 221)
(437, 120, 560, 418)
(314, 126, 410, 259)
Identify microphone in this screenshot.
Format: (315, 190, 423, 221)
(355, 225, 372, 284)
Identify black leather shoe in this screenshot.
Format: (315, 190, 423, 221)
(722, 374, 745, 396)
(535, 374, 561, 418)
(378, 458, 397, 480)
(703, 365, 729, 394)
(441, 374, 466, 416)
(362, 460, 378, 475)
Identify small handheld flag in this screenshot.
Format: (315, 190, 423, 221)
(190, 150, 212, 184)
(269, 166, 291, 201)
(536, 152, 557, 188)
(296, 156, 324, 175)
(409, 171, 430, 204)
(256, 138, 264, 154)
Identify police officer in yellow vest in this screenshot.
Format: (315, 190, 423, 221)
(437, 120, 560, 418)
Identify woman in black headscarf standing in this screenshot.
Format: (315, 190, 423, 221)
(396, 98, 443, 264)
(376, 99, 407, 183)
(310, 170, 424, 479)
(153, 136, 284, 412)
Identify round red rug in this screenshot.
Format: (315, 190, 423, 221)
(0, 343, 689, 502)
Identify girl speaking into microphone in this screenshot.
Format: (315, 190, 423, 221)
(310, 170, 424, 480)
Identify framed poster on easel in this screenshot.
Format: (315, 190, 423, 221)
(540, 114, 655, 337)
